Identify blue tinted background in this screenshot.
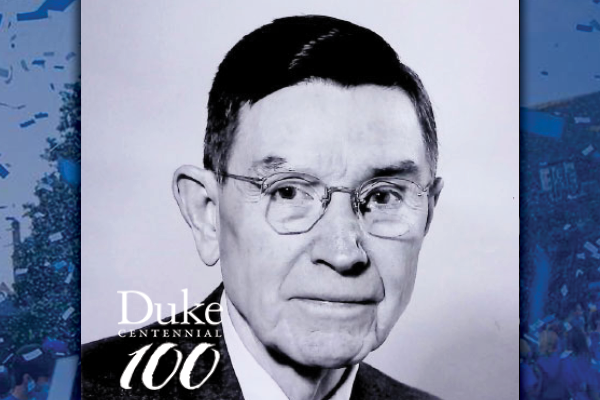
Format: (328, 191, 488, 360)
(521, 0, 600, 398)
(521, 0, 600, 106)
(0, 0, 80, 398)
(521, 0, 600, 326)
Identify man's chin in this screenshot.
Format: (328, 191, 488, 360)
(294, 354, 362, 369)
(271, 332, 373, 369)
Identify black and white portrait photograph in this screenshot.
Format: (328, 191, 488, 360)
(81, 2, 518, 399)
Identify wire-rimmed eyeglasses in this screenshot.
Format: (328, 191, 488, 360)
(220, 171, 431, 238)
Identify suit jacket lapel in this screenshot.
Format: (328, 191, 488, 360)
(187, 284, 245, 400)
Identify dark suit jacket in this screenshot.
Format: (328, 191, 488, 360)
(82, 286, 440, 399)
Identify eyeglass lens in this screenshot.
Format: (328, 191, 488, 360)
(262, 176, 426, 237)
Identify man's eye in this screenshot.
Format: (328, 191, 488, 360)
(364, 189, 403, 208)
(268, 183, 315, 203)
(374, 191, 390, 204)
(275, 186, 298, 200)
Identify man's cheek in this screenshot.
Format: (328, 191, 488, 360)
(373, 248, 420, 319)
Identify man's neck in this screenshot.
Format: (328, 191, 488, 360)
(226, 297, 347, 400)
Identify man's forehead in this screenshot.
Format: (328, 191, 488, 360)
(230, 82, 429, 182)
(250, 155, 422, 180)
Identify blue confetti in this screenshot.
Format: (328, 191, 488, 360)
(591, 19, 600, 31)
(58, 158, 80, 186)
(43, 51, 55, 57)
(576, 24, 593, 32)
(542, 314, 556, 324)
(0, 68, 9, 78)
(20, 119, 36, 128)
(54, 65, 65, 70)
(17, 9, 47, 22)
(520, 108, 565, 139)
(37, 183, 53, 192)
(0, 14, 3, 27)
(65, 52, 76, 61)
(53, 260, 68, 270)
(0, 164, 9, 179)
(42, 337, 68, 354)
(0, 102, 25, 110)
(17, 0, 78, 21)
(35, 112, 49, 119)
(5, 67, 13, 84)
(32, 59, 46, 68)
(589, 282, 600, 290)
(541, 71, 549, 76)
(50, 83, 55, 90)
(20, 60, 29, 71)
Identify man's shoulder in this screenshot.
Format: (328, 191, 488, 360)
(82, 332, 154, 399)
(81, 315, 195, 378)
(82, 333, 135, 376)
(352, 362, 442, 400)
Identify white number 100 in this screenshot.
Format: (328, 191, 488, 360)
(120, 343, 220, 390)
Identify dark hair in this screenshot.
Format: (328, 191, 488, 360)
(11, 345, 54, 385)
(0, 365, 11, 396)
(567, 328, 591, 358)
(204, 15, 438, 180)
(590, 310, 600, 331)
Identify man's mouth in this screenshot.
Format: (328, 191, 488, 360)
(289, 297, 379, 318)
(291, 297, 378, 305)
(287, 298, 377, 325)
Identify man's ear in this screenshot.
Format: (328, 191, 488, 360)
(424, 177, 444, 235)
(172, 165, 220, 266)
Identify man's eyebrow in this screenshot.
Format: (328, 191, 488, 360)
(369, 161, 420, 178)
(250, 156, 420, 178)
(250, 156, 290, 174)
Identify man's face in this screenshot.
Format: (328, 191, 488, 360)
(218, 82, 435, 368)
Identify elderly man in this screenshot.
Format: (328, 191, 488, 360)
(83, 15, 443, 400)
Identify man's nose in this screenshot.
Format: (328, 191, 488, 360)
(309, 193, 369, 275)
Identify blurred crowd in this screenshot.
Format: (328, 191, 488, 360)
(521, 304, 600, 400)
(0, 340, 78, 400)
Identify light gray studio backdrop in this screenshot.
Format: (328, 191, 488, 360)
(81, 1, 518, 399)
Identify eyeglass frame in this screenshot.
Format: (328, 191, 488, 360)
(217, 170, 433, 237)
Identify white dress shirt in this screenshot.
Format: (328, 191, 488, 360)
(220, 292, 359, 400)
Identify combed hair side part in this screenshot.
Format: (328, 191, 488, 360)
(204, 15, 438, 181)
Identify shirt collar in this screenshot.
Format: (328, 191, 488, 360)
(220, 291, 359, 400)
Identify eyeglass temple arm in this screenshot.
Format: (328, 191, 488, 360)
(219, 172, 264, 187)
(420, 178, 438, 196)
